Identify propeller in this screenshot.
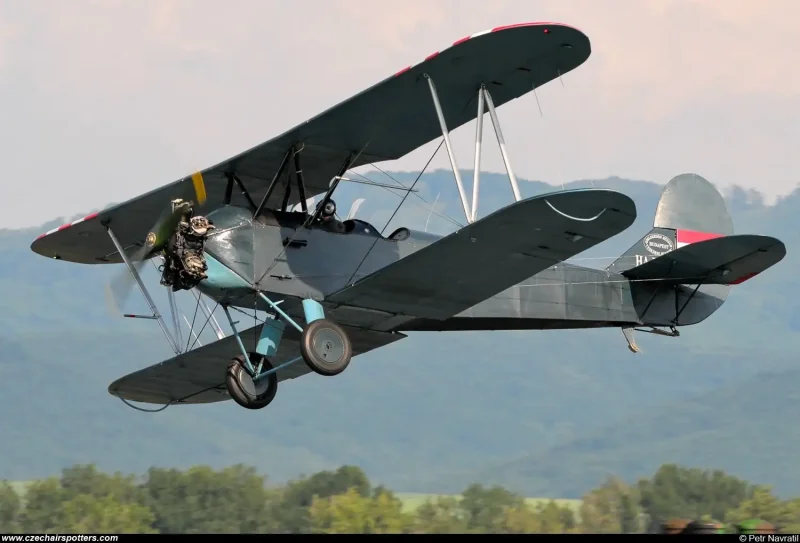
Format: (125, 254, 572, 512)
(105, 172, 208, 316)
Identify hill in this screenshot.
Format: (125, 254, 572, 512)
(448, 364, 800, 499)
(1, 170, 797, 497)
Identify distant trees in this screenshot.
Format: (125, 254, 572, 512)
(0, 462, 798, 533)
(725, 486, 800, 533)
(579, 476, 643, 533)
(637, 464, 754, 531)
(576, 464, 800, 534)
(0, 482, 21, 533)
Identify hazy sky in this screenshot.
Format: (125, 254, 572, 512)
(2, 0, 798, 229)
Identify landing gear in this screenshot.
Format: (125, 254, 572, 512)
(226, 353, 278, 410)
(221, 296, 353, 410)
(300, 319, 352, 376)
(298, 298, 352, 376)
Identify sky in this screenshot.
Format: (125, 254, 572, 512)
(1, 0, 798, 229)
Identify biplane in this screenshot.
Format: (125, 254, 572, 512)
(31, 22, 786, 411)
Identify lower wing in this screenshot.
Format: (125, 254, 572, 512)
(108, 324, 405, 405)
(326, 189, 636, 320)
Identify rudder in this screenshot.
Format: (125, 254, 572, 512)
(607, 173, 733, 274)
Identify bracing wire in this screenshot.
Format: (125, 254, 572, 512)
(351, 166, 465, 229)
(184, 294, 201, 353)
(344, 139, 444, 287)
(348, 169, 463, 229)
(230, 305, 268, 324)
(187, 300, 220, 352)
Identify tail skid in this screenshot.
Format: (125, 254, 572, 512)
(622, 325, 679, 353)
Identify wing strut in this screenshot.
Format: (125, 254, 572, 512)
(483, 87, 522, 203)
(424, 73, 472, 224)
(254, 147, 292, 219)
(105, 226, 180, 354)
(293, 145, 309, 214)
(471, 88, 485, 222)
(424, 76, 523, 224)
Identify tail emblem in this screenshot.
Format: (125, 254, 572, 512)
(643, 233, 674, 256)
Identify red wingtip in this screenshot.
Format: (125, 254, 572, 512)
(729, 272, 759, 285)
(491, 22, 579, 33)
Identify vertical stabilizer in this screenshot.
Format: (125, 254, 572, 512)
(609, 173, 734, 327)
(653, 173, 733, 235)
(607, 173, 733, 274)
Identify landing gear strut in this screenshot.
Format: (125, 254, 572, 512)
(222, 296, 353, 410)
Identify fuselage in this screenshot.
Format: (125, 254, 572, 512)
(195, 205, 725, 333)
(196, 205, 440, 324)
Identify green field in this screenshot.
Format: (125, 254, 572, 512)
(5, 479, 580, 517)
(394, 492, 582, 514)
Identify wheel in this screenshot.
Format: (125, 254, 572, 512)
(300, 318, 353, 376)
(225, 353, 278, 410)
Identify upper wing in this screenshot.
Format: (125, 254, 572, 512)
(31, 22, 590, 265)
(325, 189, 636, 320)
(108, 323, 406, 405)
(622, 234, 786, 286)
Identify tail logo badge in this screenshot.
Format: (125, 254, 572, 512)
(643, 233, 674, 256)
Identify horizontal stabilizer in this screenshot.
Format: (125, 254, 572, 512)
(327, 189, 636, 320)
(622, 234, 786, 286)
(108, 323, 405, 405)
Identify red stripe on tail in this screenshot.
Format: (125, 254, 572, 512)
(676, 230, 723, 244)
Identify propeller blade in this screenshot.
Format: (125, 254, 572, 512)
(105, 256, 148, 316)
(105, 171, 207, 317)
(191, 171, 207, 205)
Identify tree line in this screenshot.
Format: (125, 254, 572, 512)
(0, 463, 797, 533)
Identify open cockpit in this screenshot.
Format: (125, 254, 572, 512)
(213, 198, 415, 243)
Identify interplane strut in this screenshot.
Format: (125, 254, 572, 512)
(106, 226, 179, 354)
(424, 75, 523, 224)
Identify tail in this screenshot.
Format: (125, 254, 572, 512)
(607, 173, 733, 274)
(608, 173, 735, 327)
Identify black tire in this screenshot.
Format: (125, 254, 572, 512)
(226, 353, 278, 410)
(300, 319, 353, 376)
